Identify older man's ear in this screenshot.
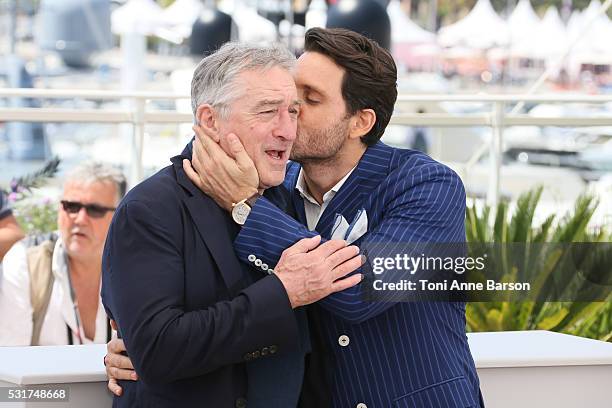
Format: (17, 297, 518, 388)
(195, 105, 221, 143)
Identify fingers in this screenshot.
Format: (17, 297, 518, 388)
(282, 235, 321, 257)
(192, 129, 212, 165)
(332, 254, 366, 281)
(108, 365, 138, 381)
(107, 351, 135, 371)
(310, 239, 349, 259)
(194, 125, 233, 166)
(193, 125, 220, 157)
(107, 338, 127, 354)
(330, 273, 363, 293)
(227, 134, 253, 170)
(193, 123, 220, 143)
(182, 159, 201, 187)
(108, 378, 123, 397)
(325, 245, 360, 269)
(194, 126, 249, 170)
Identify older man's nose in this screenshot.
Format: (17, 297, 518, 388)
(73, 207, 90, 223)
(273, 109, 297, 141)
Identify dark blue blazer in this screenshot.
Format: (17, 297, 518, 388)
(101, 151, 300, 407)
(235, 142, 483, 407)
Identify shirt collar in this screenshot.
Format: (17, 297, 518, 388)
(295, 165, 357, 206)
(52, 237, 69, 282)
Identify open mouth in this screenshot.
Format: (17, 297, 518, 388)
(265, 150, 286, 161)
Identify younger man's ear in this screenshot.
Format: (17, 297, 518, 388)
(196, 104, 220, 133)
(348, 108, 376, 140)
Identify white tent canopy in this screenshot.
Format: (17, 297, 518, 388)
(388, 0, 438, 71)
(218, 0, 277, 44)
(111, 0, 164, 35)
(566, 9, 584, 40)
(529, 6, 567, 60)
(568, 0, 612, 64)
(438, 0, 509, 49)
(160, 0, 204, 40)
(387, 0, 435, 44)
(507, 0, 540, 57)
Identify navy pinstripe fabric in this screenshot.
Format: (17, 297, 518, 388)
(235, 142, 482, 407)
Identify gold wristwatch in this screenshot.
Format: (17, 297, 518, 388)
(231, 193, 260, 225)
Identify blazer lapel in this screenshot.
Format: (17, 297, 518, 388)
(292, 189, 307, 226)
(284, 162, 307, 226)
(172, 151, 246, 297)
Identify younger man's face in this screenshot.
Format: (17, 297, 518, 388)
(291, 51, 352, 162)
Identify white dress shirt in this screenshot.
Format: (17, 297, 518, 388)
(295, 166, 356, 231)
(0, 238, 109, 346)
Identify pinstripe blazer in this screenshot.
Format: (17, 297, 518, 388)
(235, 142, 482, 408)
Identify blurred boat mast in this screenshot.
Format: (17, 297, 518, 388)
(8, 0, 17, 54)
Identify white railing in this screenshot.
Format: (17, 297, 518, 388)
(1, 89, 611, 207)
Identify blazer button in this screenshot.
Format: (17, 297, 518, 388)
(356, 403, 367, 408)
(338, 334, 350, 347)
(261, 263, 269, 271)
(261, 347, 269, 356)
(243, 352, 252, 361)
(252, 350, 261, 359)
(255, 258, 262, 267)
(269, 345, 278, 354)
(248, 254, 256, 262)
(235, 397, 247, 408)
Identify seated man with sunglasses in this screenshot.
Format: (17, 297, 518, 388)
(0, 161, 126, 346)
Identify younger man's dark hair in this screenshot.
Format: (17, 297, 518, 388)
(304, 27, 398, 146)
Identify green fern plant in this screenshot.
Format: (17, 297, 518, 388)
(465, 186, 612, 341)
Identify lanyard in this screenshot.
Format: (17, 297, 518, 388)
(66, 318, 111, 345)
(63, 251, 111, 345)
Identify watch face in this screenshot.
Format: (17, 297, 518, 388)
(232, 202, 251, 225)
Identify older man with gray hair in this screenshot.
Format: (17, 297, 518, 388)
(101, 42, 362, 407)
(0, 161, 126, 347)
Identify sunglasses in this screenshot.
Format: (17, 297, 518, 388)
(60, 200, 116, 219)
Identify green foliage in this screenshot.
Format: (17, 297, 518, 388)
(158, 0, 176, 8)
(465, 186, 612, 342)
(2, 157, 60, 202)
(10, 158, 60, 195)
(13, 200, 58, 236)
(2, 158, 61, 236)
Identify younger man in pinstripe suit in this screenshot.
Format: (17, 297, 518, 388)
(186, 28, 483, 407)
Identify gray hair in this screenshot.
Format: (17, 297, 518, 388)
(190, 42, 296, 119)
(63, 162, 127, 204)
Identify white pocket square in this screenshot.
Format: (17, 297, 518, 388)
(330, 209, 368, 244)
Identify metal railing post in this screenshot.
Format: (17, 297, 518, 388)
(487, 101, 504, 209)
(129, 97, 146, 187)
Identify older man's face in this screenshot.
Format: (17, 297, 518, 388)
(58, 180, 117, 262)
(218, 66, 299, 189)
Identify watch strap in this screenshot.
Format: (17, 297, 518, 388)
(245, 192, 260, 208)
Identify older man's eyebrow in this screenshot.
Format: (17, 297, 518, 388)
(253, 99, 284, 109)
